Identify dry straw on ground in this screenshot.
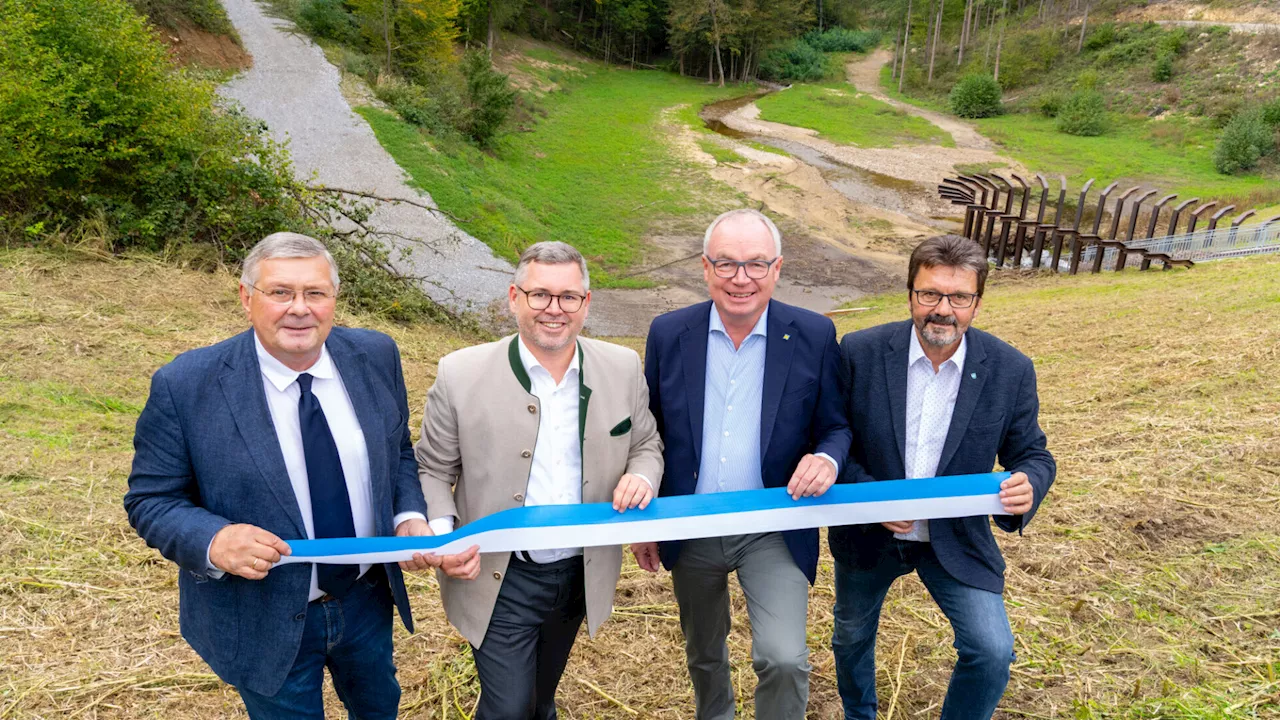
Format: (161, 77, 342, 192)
(1, 248, 1277, 718)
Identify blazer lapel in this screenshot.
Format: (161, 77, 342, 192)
(678, 308, 710, 465)
(328, 332, 391, 534)
(936, 330, 988, 474)
(760, 302, 795, 460)
(219, 330, 308, 538)
(884, 321, 912, 473)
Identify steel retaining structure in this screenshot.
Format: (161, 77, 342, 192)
(936, 173, 1280, 274)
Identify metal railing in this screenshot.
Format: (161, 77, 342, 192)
(936, 173, 1280, 274)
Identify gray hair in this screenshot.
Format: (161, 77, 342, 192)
(702, 209, 783, 256)
(240, 232, 340, 290)
(513, 241, 590, 292)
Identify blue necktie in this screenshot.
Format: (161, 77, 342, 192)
(297, 373, 358, 597)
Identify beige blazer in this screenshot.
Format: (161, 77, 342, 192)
(415, 334, 664, 647)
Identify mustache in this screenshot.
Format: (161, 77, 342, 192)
(925, 313, 957, 327)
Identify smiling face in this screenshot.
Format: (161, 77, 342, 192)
(909, 264, 982, 350)
(508, 260, 590, 355)
(702, 214, 782, 329)
(239, 256, 337, 371)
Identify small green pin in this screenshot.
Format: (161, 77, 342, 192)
(970, 372, 977, 379)
(783, 334, 791, 341)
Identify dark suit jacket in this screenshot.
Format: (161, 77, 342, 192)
(124, 327, 428, 696)
(828, 320, 1055, 594)
(645, 299, 851, 583)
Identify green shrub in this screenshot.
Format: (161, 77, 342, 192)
(1083, 23, 1116, 51)
(802, 27, 881, 53)
(1152, 51, 1174, 82)
(758, 40, 827, 83)
(949, 74, 1002, 119)
(298, 0, 361, 45)
(1158, 27, 1188, 56)
(1213, 108, 1276, 174)
(1, 0, 305, 250)
(1261, 98, 1280, 128)
(461, 50, 516, 148)
(1056, 89, 1108, 136)
(1037, 91, 1065, 118)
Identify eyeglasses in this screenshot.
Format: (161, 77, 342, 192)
(249, 284, 337, 306)
(705, 256, 779, 279)
(911, 289, 979, 309)
(515, 285, 586, 313)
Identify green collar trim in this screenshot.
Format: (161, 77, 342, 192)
(508, 336, 532, 393)
(507, 337, 589, 393)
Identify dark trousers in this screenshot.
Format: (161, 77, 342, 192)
(831, 541, 1015, 720)
(471, 554, 586, 720)
(237, 567, 399, 720)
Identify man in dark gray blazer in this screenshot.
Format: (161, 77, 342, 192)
(829, 234, 1056, 720)
(125, 232, 437, 719)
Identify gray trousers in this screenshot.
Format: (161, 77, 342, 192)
(671, 533, 811, 720)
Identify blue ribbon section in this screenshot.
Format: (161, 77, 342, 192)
(285, 472, 1009, 559)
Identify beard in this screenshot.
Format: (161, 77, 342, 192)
(916, 312, 963, 348)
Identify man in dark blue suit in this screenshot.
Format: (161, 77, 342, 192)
(633, 209, 851, 720)
(829, 235, 1056, 720)
(125, 232, 443, 719)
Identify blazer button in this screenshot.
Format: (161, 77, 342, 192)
(527, 404, 537, 414)
(493, 571, 502, 580)
(521, 449, 532, 458)
(294, 612, 305, 621)
(514, 492, 525, 502)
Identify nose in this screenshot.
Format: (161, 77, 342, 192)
(287, 293, 312, 314)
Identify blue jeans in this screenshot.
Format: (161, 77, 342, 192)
(238, 569, 400, 720)
(831, 541, 1014, 720)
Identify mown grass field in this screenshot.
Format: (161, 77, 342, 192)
(756, 83, 955, 149)
(2, 247, 1278, 718)
(357, 47, 749, 287)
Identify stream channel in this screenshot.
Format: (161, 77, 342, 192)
(700, 91, 954, 229)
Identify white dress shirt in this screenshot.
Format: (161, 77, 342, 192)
(896, 329, 967, 543)
(207, 334, 425, 600)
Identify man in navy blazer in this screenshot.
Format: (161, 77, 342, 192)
(633, 209, 851, 720)
(828, 235, 1056, 720)
(125, 233, 438, 719)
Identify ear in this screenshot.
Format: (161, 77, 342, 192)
(239, 284, 252, 317)
(508, 284, 520, 315)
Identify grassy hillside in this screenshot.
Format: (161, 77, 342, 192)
(3, 247, 1278, 717)
(878, 1, 1280, 208)
(757, 82, 956, 148)
(357, 43, 749, 287)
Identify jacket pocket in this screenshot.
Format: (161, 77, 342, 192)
(609, 417, 632, 437)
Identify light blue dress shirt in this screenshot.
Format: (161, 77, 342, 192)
(697, 305, 769, 494)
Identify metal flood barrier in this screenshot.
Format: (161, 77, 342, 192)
(937, 173, 1280, 274)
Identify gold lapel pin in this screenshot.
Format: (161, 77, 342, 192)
(783, 334, 791, 341)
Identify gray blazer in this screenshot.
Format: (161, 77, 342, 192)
(415, 334, 664, 647)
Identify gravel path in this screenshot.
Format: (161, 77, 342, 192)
(218, 0, 512, 316)
(845, 49, 995, 152)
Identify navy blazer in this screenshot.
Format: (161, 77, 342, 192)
(828, 320, 1055, 594)
(124, 327, 428, 696)
(645, 300, 851, 583)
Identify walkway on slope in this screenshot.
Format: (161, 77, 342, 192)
(218, 0, 512, 315)
(844, 49, 996, 152)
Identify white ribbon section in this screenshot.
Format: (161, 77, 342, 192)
(276, 473, 1010, 566)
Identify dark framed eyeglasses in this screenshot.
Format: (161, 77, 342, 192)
(515, 285, 586, 313)
(705, 256, 779, 279)
(911, 289, 979, 309)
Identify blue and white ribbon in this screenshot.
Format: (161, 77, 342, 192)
(276, 473, 1010, 566)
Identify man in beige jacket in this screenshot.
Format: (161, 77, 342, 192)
(414, 241, 663, 720)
